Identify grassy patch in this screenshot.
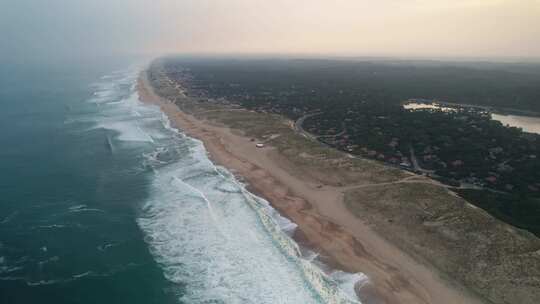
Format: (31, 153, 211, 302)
(456, 189, 540, 237)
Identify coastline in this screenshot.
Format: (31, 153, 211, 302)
(137, 69, 487, 304)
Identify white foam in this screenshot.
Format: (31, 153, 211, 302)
(331, 271, 369, 301)
(68, 204, 87, 211)
(1, 211, 19, 224)
(26, 279, 62, 286)
(139, 160, 320, 303)
(97, 242, 120, 252)
(67, 204, 105, 214)
(139, 134, 363, 304)
(35, 224, 66, 230)
(73, 271, 93, 279)
(80, 70, 167, 144)
(0, 266, 23, 274)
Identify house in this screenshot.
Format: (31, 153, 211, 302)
(388, 140, 399, 148)
(400, 162, 411, 168)
(451, 160, 464, 167)
(423, 154, 435, 161)
(489, 147, 504, 154)
(388, 157, 399, 164)
(485, 176, 497, 184)
(496, 163, 513, 173)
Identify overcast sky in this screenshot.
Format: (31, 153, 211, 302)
(2, 0, 540, 62)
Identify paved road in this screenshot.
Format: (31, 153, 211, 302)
(294, 112, 321, 140)
(409, 145, 422, 172)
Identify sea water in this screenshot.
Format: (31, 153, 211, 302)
(0, 60, 365, 303)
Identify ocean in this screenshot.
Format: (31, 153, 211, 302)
(0, 59, 363, 303)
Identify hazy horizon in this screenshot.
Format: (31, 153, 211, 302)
(2, 0, 540, 64)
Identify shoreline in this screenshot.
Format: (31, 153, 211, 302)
(137, 69, 487, 304)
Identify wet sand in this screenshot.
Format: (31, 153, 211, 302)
(138, 71, 486, 304)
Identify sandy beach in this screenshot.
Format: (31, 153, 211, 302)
(137, 70, 487, 304)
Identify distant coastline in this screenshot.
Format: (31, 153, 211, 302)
(140, 57, 540, 304)
(137, 67, 438, 304)
(140, 61, 501, 304)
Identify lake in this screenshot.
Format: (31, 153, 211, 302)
(404, 102, 540, 135)
(491, 113, 540, 135)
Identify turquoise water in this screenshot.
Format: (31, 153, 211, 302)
(0, 60, 364, 303)
(0, 60, 178, 303)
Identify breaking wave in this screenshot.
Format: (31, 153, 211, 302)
(88, 68, 366, 303)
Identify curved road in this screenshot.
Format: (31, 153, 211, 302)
(294, 112, 321, 140)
